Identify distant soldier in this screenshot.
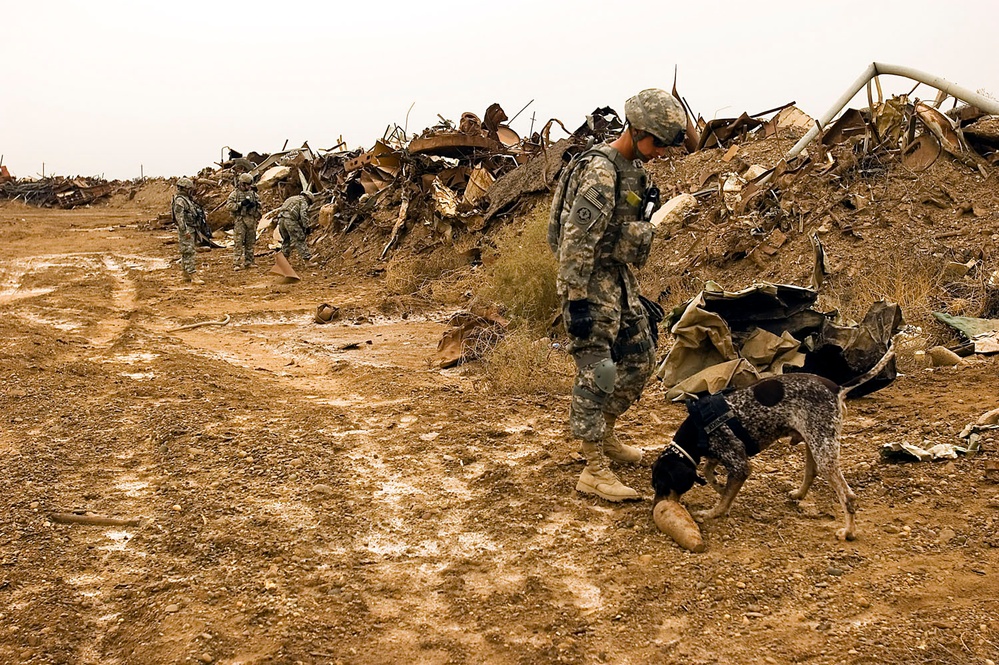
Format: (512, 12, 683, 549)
(171, 177, 205, 284)
(277, 191, 315, 264)
(226, 173, 262, 270)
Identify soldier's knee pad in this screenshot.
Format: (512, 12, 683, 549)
(592, 357, 617, 393)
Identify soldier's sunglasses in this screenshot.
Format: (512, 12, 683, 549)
(652, 129, 685, 148)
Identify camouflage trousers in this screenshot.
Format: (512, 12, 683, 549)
(178, 222, 197, 275)
(279, 217, 311, 261)
(232, 215, 258, 268)
(564, 267, 657, 443)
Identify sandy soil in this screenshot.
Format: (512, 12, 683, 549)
(1, 198, 997, 665)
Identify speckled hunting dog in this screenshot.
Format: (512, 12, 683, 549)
(652, 348, 895, 541)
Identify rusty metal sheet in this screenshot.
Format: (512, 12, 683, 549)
(496, 126, 520, 149)
(344, 141, 399, 173)
(902, 134, 941, 171)
(696, 113, 764, 151)
(914, 101, 969, 160)
(821, 108, 868, 146)
(408, 133, 504, 158)
(463, 166, 495, 207)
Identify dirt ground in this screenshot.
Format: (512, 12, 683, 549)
(1, 195, 998, 665)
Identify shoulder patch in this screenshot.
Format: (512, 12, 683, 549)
(583, 186, 607, 209)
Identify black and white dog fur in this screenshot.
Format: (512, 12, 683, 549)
(652, 349, 895, 541)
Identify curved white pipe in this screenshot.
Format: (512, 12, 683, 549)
(786, 61, 999, 160)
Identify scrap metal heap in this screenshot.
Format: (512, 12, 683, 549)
(0, 174, 119, 208)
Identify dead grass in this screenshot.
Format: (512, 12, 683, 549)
(481, 329, 575, 396)
(384, 244, 476, 304)
(478, 201, 560, 331)
(823, 254, 997, 369)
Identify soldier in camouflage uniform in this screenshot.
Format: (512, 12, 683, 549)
(226, 173, 262, 270)
(277, 191, 314, 263)
(172, 177, 205, 284)
(548, 88, 687, 501)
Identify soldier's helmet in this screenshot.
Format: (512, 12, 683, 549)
(176, 177, 194, 190)
(624, 89, 686, 145)
(238, 173, 254, 185)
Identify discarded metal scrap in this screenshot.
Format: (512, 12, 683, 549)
(0, 175, 117, 208)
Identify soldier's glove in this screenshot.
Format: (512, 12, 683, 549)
(566, 299, 594, 339)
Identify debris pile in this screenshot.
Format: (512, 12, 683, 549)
(0, 175, 121, 208)
(641, 70, 999, 356)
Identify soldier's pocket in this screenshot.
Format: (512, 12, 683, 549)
(610, 221, 653, 267)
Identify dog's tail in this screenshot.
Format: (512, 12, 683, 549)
(837, 343, 896, 397)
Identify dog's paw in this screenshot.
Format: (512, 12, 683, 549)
(836, 528, 856, 541)
(690, 510, 709, 523)
(788, 489, 806, 501)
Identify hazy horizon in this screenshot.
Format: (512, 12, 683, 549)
(3, 0, 997, 180)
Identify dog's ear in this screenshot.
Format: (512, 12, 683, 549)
(669, 458, 701, 495)
(652, 450, 700, 497)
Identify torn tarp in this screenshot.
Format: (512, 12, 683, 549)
(933, 312, 999, 354)
(657, 282, 901, 400)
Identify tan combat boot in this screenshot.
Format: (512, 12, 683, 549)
(576, 442, 640, 502)
(602, 414, 643, 464)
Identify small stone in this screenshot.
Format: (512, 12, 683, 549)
(29, 501, 39, 509)
(165, 604, 181, 613)
(27, 635, 39, 647)
(939, 528, 956, 543)
(884, 524, 900, 534)
(827, 567, 844, 576)
(313, 484, 333, 496)
(199, 653, 213, 663)
(171, 504, 182, 512)
(735, 581, 746, 589)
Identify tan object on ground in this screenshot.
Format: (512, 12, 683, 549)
(928, 345, 962, 366)
(270, 253, 300, 282)
(653, 497, 706, 552)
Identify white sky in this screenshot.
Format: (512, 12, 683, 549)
(3, 0, 997, 180)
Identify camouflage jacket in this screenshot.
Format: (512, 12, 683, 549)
(278, 195, 310, 226)
(552, 144, 653, 301)
(171, 193, 201, 232)
(226, 188, 261, 219)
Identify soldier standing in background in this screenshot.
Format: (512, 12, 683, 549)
(226, 173, 262, 270)
(172, 177, 205, 284)
(277, 190, 315, 264)
(548, 88, 686, 501)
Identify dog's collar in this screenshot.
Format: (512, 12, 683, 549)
(668, 440, 698, 467)
(667, 440, 708, 486)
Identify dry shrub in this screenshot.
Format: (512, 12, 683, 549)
(827, 254, 996, 367)
(479, 201, 560, 331)
(833, 254, 941, 328)
(482, 328, 575, 395)
(384, 246, 475, 303)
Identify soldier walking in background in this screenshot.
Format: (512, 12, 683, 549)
(226, 173, 262, 270)
(277, 191, 315, 264)
(172, 177, 205, 284)
(548, 88, 686, 501)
